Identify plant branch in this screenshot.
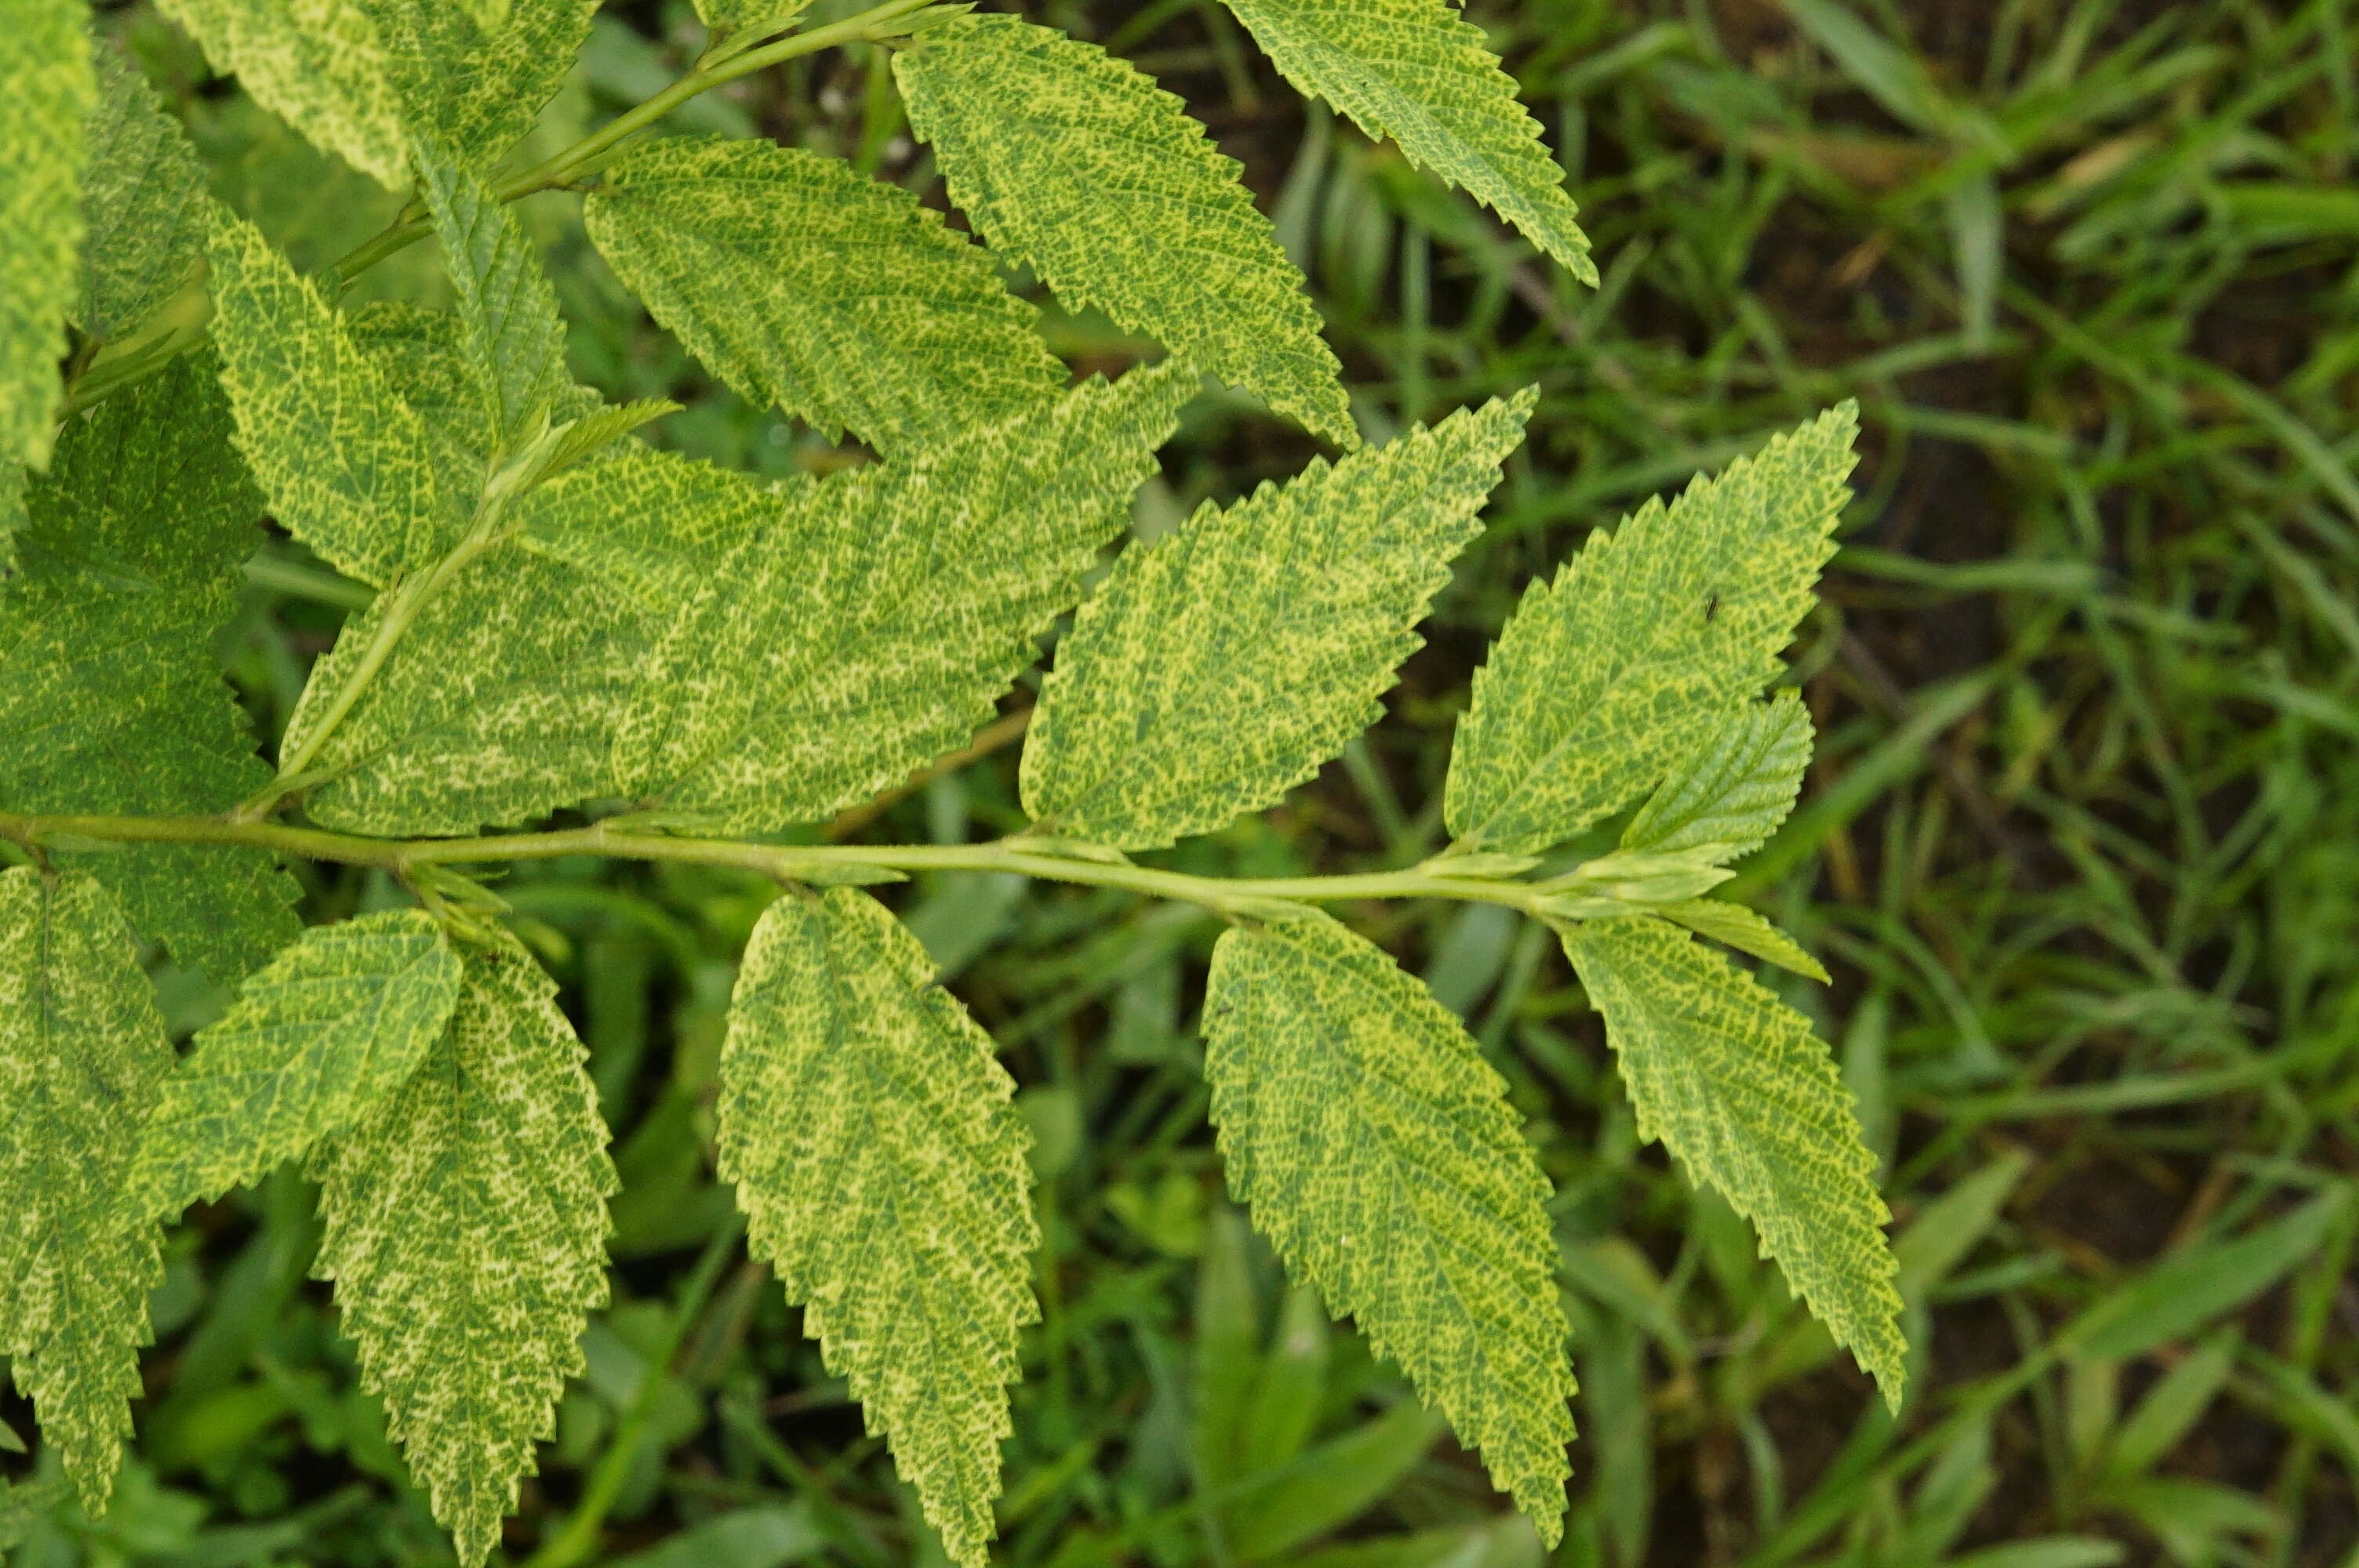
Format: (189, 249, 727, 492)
(333, 0, 939, 283)
(0, 811, 1565, 918)
(61, 0, 941, 418)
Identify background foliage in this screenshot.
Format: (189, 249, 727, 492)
(8, 0, 2359, 1564)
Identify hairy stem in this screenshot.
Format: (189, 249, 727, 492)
(0, 813, 1561, 917)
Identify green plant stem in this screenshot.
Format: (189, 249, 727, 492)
(0, 812, 1562, 917)
(62, 0, 940, 419)
(333, 0, 938, 282)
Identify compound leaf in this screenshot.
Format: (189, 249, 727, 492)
(78, 44, 209, 343)
(1558, 915, 1903, 1404)
(0, 869, 172, 1512)
(128, 911, 463, 1221)
(895, 13, 1354, 447)
(592, 360, 1195, 833)
(414, 137, 571, 459)
(311, 932, 616, 1567)
(0, 0, 93, 471)
(1204, 911, 1576, 1541)
(0, 353, 301, 983)
(1446, 405, 1857, 855)
(1214, 0, 1594, 281)
(359, 0, 597, 170)
(586, 135, 1063, 454)
(205, 205, 455, 586)
(1024, 391, 1532, 849)
(1623, 691, 1812, 865)
(720, 888, 1037, 1568)
(156, 0, 409, 187)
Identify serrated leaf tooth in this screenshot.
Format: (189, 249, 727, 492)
(1204, 912, 1576, 1544)
(2, 354, 301, 982)
(359, 0, 596, 172)
(587, 135, 1064, 454)
(895, 13, 1354, 446)
(157, 0, 409, 187)
(311, 933, 616, 1566)
(128, 910, 464, 1221)
(77, 43, 209, 343)
(623, 361, 1195, 830)
(1623, 690, 1814, 864)
(1214, 0, 1597, 281)
(1024, 390, 1532, 848)
(0, 869, 173, 1513)
(1446, 405, 1858, 855)
(413, 136, 573, 461)
(1559, 915, 1904, 1407)
(721, 890, 1036, 1568)
(205, 205, 453, 586)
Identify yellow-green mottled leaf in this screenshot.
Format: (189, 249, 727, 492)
(157, 0, 409, 187)
(1446, 405, 1857, 855)
(514, 432, 776, 610)
(343, 300, 507, 503)
(311, 932, 616, 1567)
(1558, 915, 1903, 1403)
(894, 14, 1354, 447)
(284, 553, 629, 834)
(720, 888, 1037, 1568)
(1655, 899, 1830, 984)
(78, 45, 208, 342)
(291, 435, 766, 835)
(586, 135, 1062, 453)
(275, 306, 729, 837)
(1214, 0, 1594, 281)
(205, 206, 455, 586)
(693, 0, 810, 32)
(1205, 911, 1576, 1542)
(500, 397, 682, 499)
(360, 0, 597, 170)
(0, 354, 301, 984)
(1024, 391, 1530, 849)
(1623, 690, 1812, 865)
(0, 869, 171, 1512)
(0, 0, 93, 470)
(340, 303, 612, 499)
(414, 137, 571, 458)
(128, 911, 463, 1221)
(187, 92, 441, 297)
(583, 361, 1194, 833)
